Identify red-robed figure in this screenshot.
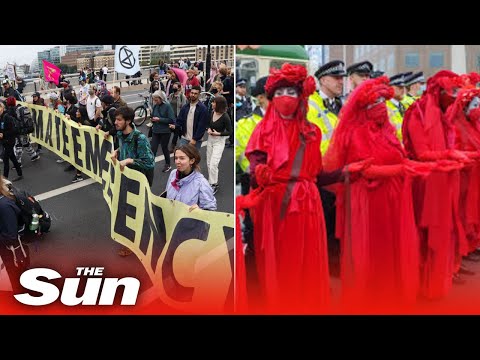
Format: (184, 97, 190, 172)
(323, 76, 429, 309)
(446, 88, 480, 255)
(402, 70, 475, 299)
(237, 64, 368, 313)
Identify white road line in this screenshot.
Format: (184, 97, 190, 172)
(35, 142, 208, 201)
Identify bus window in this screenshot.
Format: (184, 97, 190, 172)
(236, 57, 258, 94)
(270, 59, 308, 71)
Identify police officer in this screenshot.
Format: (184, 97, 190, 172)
(386, 72, 411, 141)
(235, 76, 268, 299)
(235, 78, 253, 120)
(346, 60, 373, 91)
(402, 71, 426, 110)
(307, 60, 346, 155)
(307, 60, 347, 277)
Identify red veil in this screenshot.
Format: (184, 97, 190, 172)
(402, 70, 468, 299)
(241, 64, 330, 312)
(324, 76, 420, 308)
(447, 88, 480, 253)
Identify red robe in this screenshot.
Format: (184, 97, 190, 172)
(245, 115, 330, 313)
(403, 99, 467, 299)
(329, 122, 420, 309)
(454, 117, 480, 253)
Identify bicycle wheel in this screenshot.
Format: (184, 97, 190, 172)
(134, 106, 147, 126)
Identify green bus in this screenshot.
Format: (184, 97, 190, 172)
(236, 45, 310, 94)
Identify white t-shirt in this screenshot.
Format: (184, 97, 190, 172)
(102, 66, 108, 75)
(183, 102, 197, 141)
(78, 84, 90, 105)
(86, 95, 101, 120)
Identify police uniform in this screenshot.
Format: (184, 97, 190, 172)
(236, 78, 254, 120)
(402, 71, 425, 110)
(370, 70, 385, 79)
(343, 60, 373, 101)
(236, 77, 268, 293)
(386, 72, 411, 142)
(310, 60, 347, 277)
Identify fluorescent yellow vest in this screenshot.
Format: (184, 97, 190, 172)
(401, 93, 418, 110)
(307, 92, 339, 155)
(386, 99, 404, 142)
(235, 113, 263, 173)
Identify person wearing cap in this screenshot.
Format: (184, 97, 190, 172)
(370, 70, 385, 79)
(402, 70, 476, 294)
(236, 63, 369, 311)
(150, 90, 175, 173)
(308, 60, 346, 155)
(307, 60, 347, 277)
(2, 80, 22, 101)
(346, 60, 373, 92)
(235, 78, 253, 120)
(386, 72, 411, 141)
(235, 76, 268, 291)
(185, 69, 200, 98)
(32, 92, 45, 106)
(48, 92, 65, 114)
(402, 71, 426, 110)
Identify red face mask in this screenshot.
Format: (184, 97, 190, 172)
(440, 91, 456, 110)
(273, 96, 300, 117)
(469, 108, 480, 124)
(366, 103, 388, 124)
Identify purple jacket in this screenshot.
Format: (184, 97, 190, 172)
(166, 169, 217, 210)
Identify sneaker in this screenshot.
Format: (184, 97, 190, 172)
(211, 183, 219, 195)
(0, 158, 3, 163)
(72, 175, 84, 183)
(56, 159, 65, 163)
(11, 163, 22, 169)
(162, 165, 172, 173)
(12, 175, 23, 182)
(31, 154, 40, 162)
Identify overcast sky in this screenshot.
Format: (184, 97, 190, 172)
(0, 45, 60, 67)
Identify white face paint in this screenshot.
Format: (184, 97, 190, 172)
(466, 96, 480, 115)
(273, 86, 298, 98)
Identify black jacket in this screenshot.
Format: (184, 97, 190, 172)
(0, 112, 18, 146)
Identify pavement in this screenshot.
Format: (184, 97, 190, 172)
(4, 88, 234, 313)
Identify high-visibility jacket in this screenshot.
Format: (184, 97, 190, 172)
(307, 92, 339, 155)
(401, 93, 418, 110)
(386, 99, 404, 142)
(235, 112, 263, 173)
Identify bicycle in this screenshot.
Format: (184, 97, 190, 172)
(199, 91, 216, 114)
(133, 93, 152, 127)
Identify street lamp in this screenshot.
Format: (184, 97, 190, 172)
(206, 45, 211, 89)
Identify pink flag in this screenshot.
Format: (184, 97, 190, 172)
(42, 60, 61, 85)
(172, 67, 187, 87)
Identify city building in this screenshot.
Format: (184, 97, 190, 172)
(197, 45, 234, 65)
(139, 45, 157, 66)
(76, 54, 94, 71)
(170, 45, 197, 62)
(61, 51, 86, 68)
(93, 50, 115, 70)
(66, 45, 105, 54)
(352, 45, 480, 78)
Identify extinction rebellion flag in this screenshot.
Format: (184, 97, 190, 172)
(114, 45, 141, 76)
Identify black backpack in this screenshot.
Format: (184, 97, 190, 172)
(10, 186, 51, 239)
(13, 105, 34, 135)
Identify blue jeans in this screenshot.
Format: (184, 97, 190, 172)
(179, 137, 202, 150)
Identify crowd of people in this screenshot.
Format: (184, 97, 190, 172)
(236, 60, 480, 313)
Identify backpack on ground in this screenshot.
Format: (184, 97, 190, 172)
(10, 186, 51, 241)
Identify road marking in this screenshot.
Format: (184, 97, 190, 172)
(35, 142, 208, 201)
